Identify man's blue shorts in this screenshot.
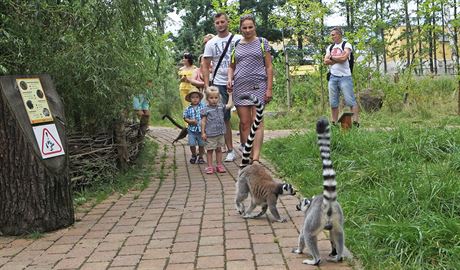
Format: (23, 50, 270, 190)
(328, 75, 357, 108)
(188, 131, 205, 146)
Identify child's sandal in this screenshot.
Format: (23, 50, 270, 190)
(216, 164, 226, 173)
(189, 155, 197, 164)
(197, 157, 205, 164)
(205, 166, 214, 174)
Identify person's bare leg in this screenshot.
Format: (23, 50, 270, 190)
(216, 147, 223, 165)
(198, 146, 205, 159)
(224, 120, 233, 151)
(331, 107, 339, 123)
(207, 150, 213, 168)
(237, 106, 252, 145)
(352, 105, 359, 122)
(190, 146, 197, 156)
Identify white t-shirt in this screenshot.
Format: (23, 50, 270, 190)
(326, 41, 352, 77)
(203, 33, 242, 85)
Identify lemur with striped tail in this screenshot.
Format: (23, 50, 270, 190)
(234, 95, 296, 222)
(292, 117, 344, 265)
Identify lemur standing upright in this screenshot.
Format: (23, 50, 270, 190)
(292, 117, 345, 265)
(234, 95, 296, 222)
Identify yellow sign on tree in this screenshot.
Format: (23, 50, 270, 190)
(16, 78, 54, 124)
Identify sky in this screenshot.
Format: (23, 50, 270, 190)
(165, 6, 347, 36)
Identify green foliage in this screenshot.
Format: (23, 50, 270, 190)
(0, 1, 178, 132)
(264, 126, 460, 269)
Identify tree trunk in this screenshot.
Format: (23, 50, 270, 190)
(453, 0, 459, 74)
(0, 75, 74, 236)
(427, 13, 434, 73)
(417, 0, 424, 74)
(432, 8, 438, 74)
(404, 0, 412, 68)
(441, 2, 447, 74)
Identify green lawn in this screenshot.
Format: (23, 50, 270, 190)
(264, 125, 460, 269)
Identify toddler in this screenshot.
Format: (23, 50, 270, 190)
(183, 89, 205, 164)
(201, 86, 234, 174)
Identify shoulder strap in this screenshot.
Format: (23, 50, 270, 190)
(259, 37, 266, 67)
(230, 39, 240, 64)
(212, 34, 234, 83)
(329, 44, 334, 53)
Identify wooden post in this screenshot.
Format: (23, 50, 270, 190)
(0, 75, 74, 235)
(338, 112, 354, 130)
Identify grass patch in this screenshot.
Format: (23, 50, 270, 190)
(264, 125, 460, 269)
(73, 139, 159, 209)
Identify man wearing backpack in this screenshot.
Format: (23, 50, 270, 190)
(324, 27, 360, 127)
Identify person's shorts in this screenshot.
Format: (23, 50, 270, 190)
(328, 75, 356, 108)
(205, 135, 225, 150)
(214, 85, 231, 121)
(133, 95, 149, 110)
(188, 131, 204, 146)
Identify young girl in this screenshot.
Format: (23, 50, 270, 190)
(200, 86, 234, 174)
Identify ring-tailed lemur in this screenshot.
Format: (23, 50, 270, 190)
(292, 117, 344, 265)
(234, 95, 296, 222)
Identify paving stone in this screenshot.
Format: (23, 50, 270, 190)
(198, 245, 224, 256)
(226, 260, 256, 270)
(196, 255, 225, 268)
(168, 251, 196, 264)
(110, 255, 141, 267)
(80, 261, 110, 270)
(137, 259, 167, 270)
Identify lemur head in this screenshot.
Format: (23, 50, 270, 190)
(296, 197, 313, 211)
(281, 183, 296, 196)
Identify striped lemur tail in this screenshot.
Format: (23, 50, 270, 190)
(316, 117, 337, 203)
(240, 95, 264, 168)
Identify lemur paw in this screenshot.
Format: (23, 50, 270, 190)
(303, 259, 321, 265)
(243, 214, 255, 219)
(326, 255, 343, 262)
(275, 218, 287, 223)
(291, 248, 302, 254)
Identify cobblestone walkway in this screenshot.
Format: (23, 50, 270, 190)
(0, 127, 354, 270)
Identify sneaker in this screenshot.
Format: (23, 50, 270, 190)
(353, 121, 360, 128)
(197, 157, 205, 164)
(238, 144, 245, 153)
(216, 164, 226, 173)
(189, 155, 197, 164)
(224, 150, 237, 162)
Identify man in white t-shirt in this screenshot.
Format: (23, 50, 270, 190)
(324, 27, 360, 127)
(202, 13, 242, 162)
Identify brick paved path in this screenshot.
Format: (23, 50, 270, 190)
(0, 127, 354, 270)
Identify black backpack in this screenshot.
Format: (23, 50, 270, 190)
(329, 41, 354, 72)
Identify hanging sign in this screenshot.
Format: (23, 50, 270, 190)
(16, 78, 54, 124)
(32, 124, 65, 159)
